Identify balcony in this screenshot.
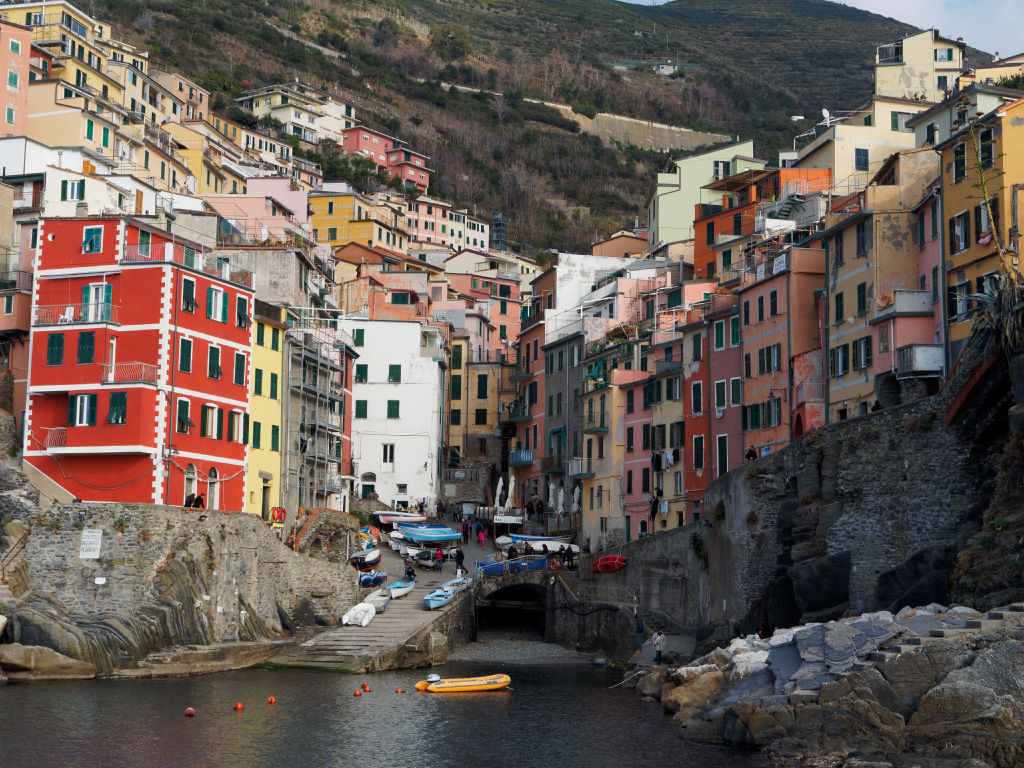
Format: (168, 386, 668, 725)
(34, 303, 119, 326)
(582, 410, 610, 433)
(123, 243, 254, 289)
(874, 290, 933, 320)
(443, 467, 483, 483)
(42, 423, 153, 454)
(511, 365, 534, 380)
(541, 455, 565, 474)
(896, 344, 944, 379)
(102, 362, 158, 385)
(655, 360, 682, 376)
(796, 380, 825, 405)
(568, 457, 594, 478)
(507, 400, 532, 422)
(0, 271, 32, 292)
(508, 449, 534, 467)
(326, 474, 343, 493)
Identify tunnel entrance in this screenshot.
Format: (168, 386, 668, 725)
(476, 584, 546, 639)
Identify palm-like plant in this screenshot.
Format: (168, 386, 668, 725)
(967, 272, 1024, 357)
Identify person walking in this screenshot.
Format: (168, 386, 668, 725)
(652, 627, 666, 664)
(462, 520, 470, 545)
(477, 526, 486, 548)
(454, 546, 465, 578)
(634, 614, 646, 654)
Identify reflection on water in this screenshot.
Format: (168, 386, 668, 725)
(0, 659, 765, 768)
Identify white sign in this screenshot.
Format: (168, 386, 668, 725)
(773, 254, 787, 274)
(756, 264, 766, 280)
(79, 529, 102, 559)
(494, 515, 523, 525)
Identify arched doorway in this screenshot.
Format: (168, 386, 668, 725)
(208, 467, 219, 510)
(794, 413, 805, 438)
(183, 463, 197, 503)
(360, 472, 376, 499)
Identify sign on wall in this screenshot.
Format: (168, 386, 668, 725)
(79, 529, 103, 559)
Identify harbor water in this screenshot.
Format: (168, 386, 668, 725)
(0, 643, 766, 768)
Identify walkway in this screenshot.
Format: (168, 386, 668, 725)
(270, 530, 494, 672)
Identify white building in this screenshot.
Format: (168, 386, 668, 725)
(338, 317, 447, 508)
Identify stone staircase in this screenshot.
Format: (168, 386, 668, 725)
(269, 542, 466, 671)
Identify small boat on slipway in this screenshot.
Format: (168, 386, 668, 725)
(414, 673, 511, 693)
(358, 570, 387, 587)
(422, 577, 472, 610)
(384, 579, 415, 598)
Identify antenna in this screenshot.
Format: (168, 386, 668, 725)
(821, 107, 831, 123)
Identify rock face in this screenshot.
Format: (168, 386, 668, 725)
(0, 642, 96, 679)
(654, 602, 1024, 767)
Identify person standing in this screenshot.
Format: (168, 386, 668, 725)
(652, 627, 666, 664)
(507, 542, 518, 561)
(194, 493, 205, 510)
(461, 520, 470, 545)
(454, 546, 465, 578)
(183, 492, 196, 509)
(477, 527, 486, 548)
(434, 546, 445, 570)
(635, 614, 646, 654)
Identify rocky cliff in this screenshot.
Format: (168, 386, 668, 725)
(0, 465, 363, 678)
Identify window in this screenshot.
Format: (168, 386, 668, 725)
(856, 282, 867, 316)
(353, 328, 364, 347)
(68, 393, 97, 426)
(833, 233, 844, 266)
(949, 212, 969, 254)
(890, 111, 912, 132)
(253, 368, 263, 396)
(706, 220, 715, 246)
(714, 380, 726, 409)
(206, 286, 227, 323)
(208, 346, 222, 379)
(925, 122, 938, 146)
(233, 352, 246, 385)
(176, 399, 194, 433)
(10, 40, 20, 54)
(228, 410, 248, 443)
(711, 320, 724, 350)
(975, 198, 998, 237)
(834, 292, 844, 323)
(181, 277, 198, 313)
(743, 300, 750, 326)
(693, 435, 705, 470)
(642, 467, 650, 493)
(691, 381, 703, 415)
(768, 290, 778, 317)
(475, 408, 487, 425)
(354, 400, 368, 419)
(852, 336, 873, 370)
(757, 295, 764, 322)
(271, 327, 280, 351)
(716, 434, 728, 477)
(200, 404, 222, 439)
(854, 148, 869, 172)
(271, 425, 280, 451)
(691, 333, 701, 362)
(4, 107, 12, 125)
(63, 321, 92, 364)
(269, 372, 278, 399)
(626, 390, 634, 414)
(47, 333, 64, 365)
(932, 266, 940, 303)
(979, 128, 994, 170)
(387, 400, 400, 419)
(879, 324, 889, 353)
(236, 296, 251, 328)
(82, 226, 103, 254)
(388, 364, 402, 383)
(744, 353, 751, 379)
(477, 374, 488, 398)
(355, 364, 368, 383)
(451, 345, 462, 369)
(830, 343, 850, 377)
(60, 179, 84, 201)
(953, 142, 966, 183)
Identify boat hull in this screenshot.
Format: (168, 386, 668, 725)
(414, 674, 512, 693)
(590, 554, 627, 573)
(423, 590, 454, 610)
(385, 581, 415, 598)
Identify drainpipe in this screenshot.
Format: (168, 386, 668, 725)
(786, 261, 793, 446)
(823, 246, 831, 426)
(937, 186, 950, 377)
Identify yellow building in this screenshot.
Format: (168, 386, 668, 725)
(873, 29, 966, 103)
(120, 121, 192, 192)
(106, 58, 183, 125)
(446, 330, 516, 465)
(577, 371, 628, 550)
(309, 189, 410, 253)
(246, 301, 287, 519)
(27, 79, 122, 161)
(938, 95, 1024, 359)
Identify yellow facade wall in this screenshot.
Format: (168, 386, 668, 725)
(245, 312, 286, 519)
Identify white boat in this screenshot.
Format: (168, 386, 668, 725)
(442, 576, 472, 593)
(389, 530, 404, 551)
(379, 513, 428, 524)
(384, 580, 415, 598)
(519, 541, 578, 555)
(350, 548, 382, 568)
(341, 602, 376, 627)
(365, 589, 391, 614)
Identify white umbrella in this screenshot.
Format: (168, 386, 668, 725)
(548, 482, 556, 508)
(504, 474, 515, 510)
(556, 488, 564, 516)
(572, 486, 581, 513)
(494, 477, 504, 508)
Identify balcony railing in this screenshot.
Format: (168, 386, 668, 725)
(874, 290, 933, 320)
(506, 400, 532, 422)
(796, 380, 825, 404)
(508, 449, 534, 467)
(568, 457, 594, 478)
(123, 243, 254, 289)
(541, 455, 565, 474)
(443, 467, 483, 483)
(583, 410, 610, 433)
(0, 271, 32, 292)
(655, 360, 682, 376)
(103, 362, 158, 385)
(896, 344, 944, 379)
(44, 427, 66, 448)
(34, 303, 118, 325)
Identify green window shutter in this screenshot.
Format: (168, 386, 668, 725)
(730, 316, 740, 345)
(87, 394, 96, 425)
(77, 331, 94, 364)
(270, 373, 278, 399)
(200, 406, 208, 436)
(451, 374, 461, 400)
(714, 322, 724, 348)
(242, 414, 249, 444)
(353, 328, 364, 347)
(271, 425, 280, 451)
(388, 364, 401, 383)
(47, 333, 64, 365)
(451, 345, 462, 369)
(271, 328, 279, 350)
(252, 421, 261, 449)
(477, 374, 488, 398)
(217, 407, 224, 439)
(67, 395, 76, 426)
(206, 286, 214, 319)
(387, 400, 399, 418)
(221, 293, 228, 323)
(180, 339, 191, 372)
(102, 126, 109, 148)
(256, 323, 265, 345)
(254, 369, 263, 395)
(177, 400, 187, 432)
(81, 284, 90, 308)
(355, 400, 367, 419)
(890, 111, 898, 131)
(86, 119, 94, 140)
(183, 279, 195, 309)
(234, 353, 245, 385)
(60, 180, 68, 201)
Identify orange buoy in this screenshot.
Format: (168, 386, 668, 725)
(184, 707, 196, 717)
(267, 696, 276, 705)
(234, 702, 243, 711)
(354, 690, 362, 697)
(360, 682, 368, 690)
(364, 686, 371, 692)
(395, 689, 403, 694)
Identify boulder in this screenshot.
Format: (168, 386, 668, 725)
(874, 545, 950, 613)
(0, 642, 96, 679)
(788, 550, 852, 614)
(907, 680, 1012, 731)
(663, 666, 726, 717)
(635, 666, 669, 697)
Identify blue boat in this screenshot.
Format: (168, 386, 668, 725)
(384, 580, 415, 598)
(359, 570, 387, 587)
(475, 556, 546, 576)
(423, 588, 455, 610)
(510, 533, 571, 543)
(442, 576, 472, 592)
(401, 527, 461, 543)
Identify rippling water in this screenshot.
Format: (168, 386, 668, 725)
(0, 655, 765, 768)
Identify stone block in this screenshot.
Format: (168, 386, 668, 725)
(0, 642, 96, 678)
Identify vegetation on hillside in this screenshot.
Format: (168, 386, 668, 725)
(92, 0, 986, 251)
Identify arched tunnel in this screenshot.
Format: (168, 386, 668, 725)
(476, 583, 547, 638)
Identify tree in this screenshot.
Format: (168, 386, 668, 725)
(373, 17, 400, 48)
(430, 24, 471, 63)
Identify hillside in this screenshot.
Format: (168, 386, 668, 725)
(92, 0, 985, 252)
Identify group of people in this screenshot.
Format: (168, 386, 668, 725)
(459, 518, 486, 548)
(182, 493, 206, 509)
(505, 541, 575, 570)
(403, 545, 467, 580)
(635, 615, 667, 663)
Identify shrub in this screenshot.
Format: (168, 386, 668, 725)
(112, 518, 128, 534)
(689, 532, 707, 563)
(713, 500, 726, 521)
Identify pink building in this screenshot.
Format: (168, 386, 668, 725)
(621, 369, 654, 539)
(0, 21, 31, 138)
(738, 245, 826, 454)
(405, 196, 486, 251)
(870, 179, 945, 399)
(385, 146, 431, 193)
(341, 126, 431, 192)
(445, 272, 521, 361)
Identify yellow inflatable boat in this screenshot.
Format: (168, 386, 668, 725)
(414, 673, 511, 693)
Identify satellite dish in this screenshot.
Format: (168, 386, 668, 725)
(822, 108, 831, 122)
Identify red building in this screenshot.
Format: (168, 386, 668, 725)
(24, 217, 254, 509)
(340, 125, 431, 192)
